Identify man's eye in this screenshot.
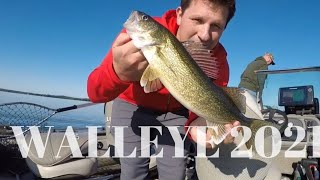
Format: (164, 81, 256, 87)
(211, 24, 222, 31)
(192, 18, 203, 24)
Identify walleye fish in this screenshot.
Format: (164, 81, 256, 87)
(124, 11, 283, 147)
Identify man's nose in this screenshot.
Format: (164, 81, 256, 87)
(197, 25, 211, 42)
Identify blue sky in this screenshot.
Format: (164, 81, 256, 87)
(1, 0, 319, 99)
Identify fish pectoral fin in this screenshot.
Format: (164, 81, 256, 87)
(140, 65, 162, 93)
(206, 121, 229, 145)
(222, 87, 246, 113)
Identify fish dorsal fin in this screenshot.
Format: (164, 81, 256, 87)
(222, 87, 246, 113)
(140, 65, 162, 93)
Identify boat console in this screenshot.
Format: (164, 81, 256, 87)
(262, 85, 320, 177)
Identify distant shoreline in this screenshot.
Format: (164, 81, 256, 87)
(0, 88, 90, 102)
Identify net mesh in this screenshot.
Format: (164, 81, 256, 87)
(0, 102, 54, 148)
(0, 90, 103, 176)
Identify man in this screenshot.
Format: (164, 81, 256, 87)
(87, 0, 237, 179)
(238, 53, 275, 118)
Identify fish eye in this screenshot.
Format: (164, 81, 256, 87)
(142, 15, 148, 21)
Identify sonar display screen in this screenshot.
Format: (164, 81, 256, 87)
(279, 86, 314, 106)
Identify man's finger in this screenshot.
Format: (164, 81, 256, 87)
(131, 50, 145, 61)
(233, 121, 241, 131)
(113, 33, 131, 47)
(233, 121, 241, 126)
(113, 33, 142, 54)
(131, 50, 148, 65)
(155, 79, 163, 90)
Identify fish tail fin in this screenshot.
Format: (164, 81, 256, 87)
(246, 119, 283, 152)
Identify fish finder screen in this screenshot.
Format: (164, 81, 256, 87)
(279, 86, 314, 106)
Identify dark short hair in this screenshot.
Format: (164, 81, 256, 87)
(180, 0, 236, 28)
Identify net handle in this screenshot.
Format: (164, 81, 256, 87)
(56, 102, 98, 112)
(0, 102, 98, 113)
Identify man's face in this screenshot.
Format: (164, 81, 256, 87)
(176, 0, 229, 49)
(263, 54, 274, 65)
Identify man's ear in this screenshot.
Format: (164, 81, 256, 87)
(176, 7, 183, 26)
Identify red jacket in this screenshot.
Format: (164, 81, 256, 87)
(87, 10, 229, 115)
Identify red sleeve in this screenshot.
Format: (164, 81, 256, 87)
(87, 32, 131, 103)
(184, 43, 229, 136)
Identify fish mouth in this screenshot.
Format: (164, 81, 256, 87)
(123, 11, 137, 30)
(123, 10, 147, 33)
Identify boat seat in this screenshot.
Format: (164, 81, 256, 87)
(25, 131, 98, 179)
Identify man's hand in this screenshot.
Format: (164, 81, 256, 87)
(189, 117, 240, 148)
(223, 120, 241, 144)
(112, 33, 149, 82)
